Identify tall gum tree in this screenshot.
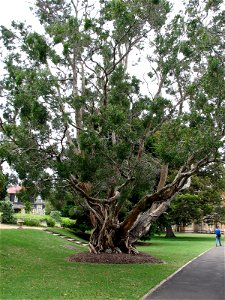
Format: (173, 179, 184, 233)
(0, 0, 224, 254)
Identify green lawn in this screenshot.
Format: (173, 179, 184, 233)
(0, 230, 215, 300)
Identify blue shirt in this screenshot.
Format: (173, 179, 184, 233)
(215, 228, 221, 237)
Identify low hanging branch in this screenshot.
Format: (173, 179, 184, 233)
(69, 174, 133, 204)
(120, 155, 210, 236)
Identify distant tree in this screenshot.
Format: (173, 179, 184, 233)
(203, 209, 225, 228)
(170, 194, 202, 228)
(0, 0, 224, 254)
(44, 200, 55, 215)
(157, 165, 225, 235)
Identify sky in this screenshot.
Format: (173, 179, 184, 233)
(0, 0, 39, 28)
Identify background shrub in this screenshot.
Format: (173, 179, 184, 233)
(14, 213, 56, 227)
(23, 219, 40, 227)
(50, 211, 62, 223)
(61, 217, 76, 228)
(46, 217, 55, 227)
(1, 200, 16, 224)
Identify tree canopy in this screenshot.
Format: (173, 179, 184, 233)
(0, 0, 224, 254)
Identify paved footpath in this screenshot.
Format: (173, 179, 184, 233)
(143, 245, 225, 300)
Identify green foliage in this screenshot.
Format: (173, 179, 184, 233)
(61, 217, 76, 228)
(23, 218, 40, 227)
(205, 0, 223, 11)
(44, 200, 55, 215)
(84, 17, 93, 31)
(203, 210, 225, 226)
(50, 210, 62, 223)
(140, 221, 163, 241)
(14, 213, 57, 228)
(22, 32, 48, 63)
(24, 201, 32, 213)
(0, 171, 8, 200)
(46, 217, 56, 227)
(71, 206, 92, 232)
(1, 200, 16, 224)
(170, 194, 202, 225)
(14, 189, 33, 213)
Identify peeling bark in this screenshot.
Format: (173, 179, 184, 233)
(157, 164, 168, 191)
(128, 197, 173, 244)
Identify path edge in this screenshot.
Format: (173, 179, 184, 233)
(141, 247, 213, 300)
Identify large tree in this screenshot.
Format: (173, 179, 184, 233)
(0, 0, 224, 254)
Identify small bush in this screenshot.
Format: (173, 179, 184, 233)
(61, 217, 76, 228)
(50, 211, 62, 223)
(1, 200, 16, 224)
(46, 217, 55, 227)
(23, 219, 40, 227)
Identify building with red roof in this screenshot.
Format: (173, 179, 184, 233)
(7, 185, 45, 214)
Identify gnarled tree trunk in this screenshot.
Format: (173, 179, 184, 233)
(71, 156, 210, 254)
(87, 204, 137, 254)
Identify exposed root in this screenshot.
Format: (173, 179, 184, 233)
(89, 242, 97, 254)
(129, 246, 139, 255)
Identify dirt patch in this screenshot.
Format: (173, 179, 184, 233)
(67, 251, 163, 264)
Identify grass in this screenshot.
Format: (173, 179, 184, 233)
(0, 230, 215, 300)
(138, 234, 215, 267)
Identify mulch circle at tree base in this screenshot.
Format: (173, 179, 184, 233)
(67, 251, 163, 264)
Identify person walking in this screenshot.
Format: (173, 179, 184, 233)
(215, 226, 222, 247)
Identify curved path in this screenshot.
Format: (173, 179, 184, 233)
(143, 245, 225, 300)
